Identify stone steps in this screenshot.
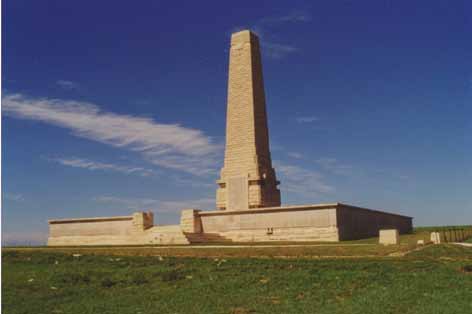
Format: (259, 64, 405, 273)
(184, 232, 233, 244)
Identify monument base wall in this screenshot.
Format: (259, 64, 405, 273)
(336, 204, 413, 240)
(195, 205, 339, 242)
(47, 203, 412, 246)
(212, 226, 339, 242)
(181, 203, 411, 243)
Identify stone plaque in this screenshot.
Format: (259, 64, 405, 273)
(227, 176, 248, 210)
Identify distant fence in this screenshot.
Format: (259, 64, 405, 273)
(435, 228, 472, 243)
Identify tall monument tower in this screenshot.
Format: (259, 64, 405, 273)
(216, 30, 281, 210)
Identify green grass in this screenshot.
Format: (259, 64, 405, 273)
(413, 226, 472, 243)
(2, 230, 435, 260)
(2, 244, 413, 259)
(3, 245, 472, 314)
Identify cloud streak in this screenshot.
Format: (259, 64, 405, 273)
(263, 42, 299, 59)
(3, 94, 221, 175)
(315, 158, 353, 176)
(3, 193, 25, 202)
(233, 10, 311, 59)
(260, 10, 312, 24)
(287, 152, 304, 159)
(296, 116, 319, 123)
(95, 196, 215, 212)
(49, 157, 156, 177)
(275, 161, 334, 197)
(259, 10, 310, 59)
(56, 80, 80, 90)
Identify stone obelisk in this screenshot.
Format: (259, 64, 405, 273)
(216, 30, 281, 210)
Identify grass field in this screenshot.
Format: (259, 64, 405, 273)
(0, 229, 440, 260)
(3, 242, 472, 314)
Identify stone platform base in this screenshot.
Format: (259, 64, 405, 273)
(47, 203, 412, 246)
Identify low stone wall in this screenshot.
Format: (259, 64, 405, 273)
(336, 204, 412, 240)
(48, 212, 189, 246)
(48, 216, 135, 246)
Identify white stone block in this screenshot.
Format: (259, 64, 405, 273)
(430, 232, 441, 244)
(379, 229, 399, 245)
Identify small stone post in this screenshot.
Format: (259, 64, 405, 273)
(430, 232, 441, 244)
(132, 211, 154, 231)
(180, 209, 202, 233)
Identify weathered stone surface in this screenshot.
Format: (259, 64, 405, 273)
(180, 209, 202, 233)
(48, 213, 189, 246)
(379, 229, 399, 245)
(337, 204, 412, 240)
(216, 30, 280, 210)
(133, 212, 154, 231)
(227, 176, 249, 210)
(194, 204, 411, 242)
(48, 203, 412, 245)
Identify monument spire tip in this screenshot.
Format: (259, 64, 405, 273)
(231, 29, 259, 44)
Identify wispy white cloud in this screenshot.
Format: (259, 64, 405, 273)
(158, 198, 215, 212)
(49, 157, 156, 177)
(3, 94, 221, 176)
(94, 196, 215, 212)
(287, 152, 304, 159)
(234, 10, 311, 59)
(263, 42, 299, 59)
(296, 116, 319, 123)
(3, 193, 25, 202)
(260, 10, 312, 24)
(284, 145, 354, 177)
(56, 80, 80, 90)
(285, 150, 354, 176)
(147, 154, 218, 176)
(169, 175, 213, 188)
(315, 158, 353, 176)
(279, 11, 311, 23)
(275, 161, 334, 197)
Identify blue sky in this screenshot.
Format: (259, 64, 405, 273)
(2, 1, 471, 245)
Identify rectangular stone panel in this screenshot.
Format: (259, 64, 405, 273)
(199, 206, 337, 233)
(227, 176, 248, 210)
